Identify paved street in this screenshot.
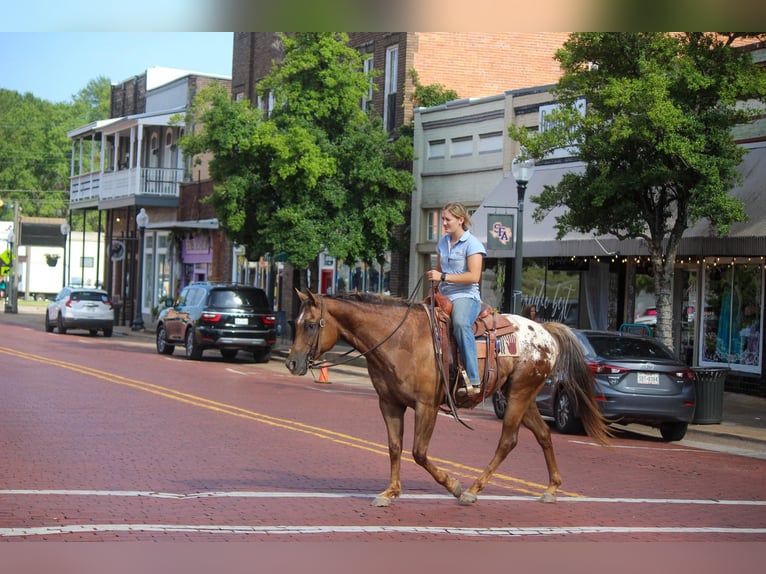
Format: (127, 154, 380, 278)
(1, 311, 765, 551)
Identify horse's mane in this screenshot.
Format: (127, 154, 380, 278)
(329, 291, 411, 308)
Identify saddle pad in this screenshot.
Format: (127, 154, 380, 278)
(498, 333, 518, 357)
(475, 334, 519, 358)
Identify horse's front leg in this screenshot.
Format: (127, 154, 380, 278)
(372, 400, 406, 507)
(411, 403, 463, 500)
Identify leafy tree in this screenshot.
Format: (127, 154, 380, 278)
(409, 69, 459, 108)
(0, 77, 112, 228)
(180, 32, 414, 288)
(509, 32, 766, 348)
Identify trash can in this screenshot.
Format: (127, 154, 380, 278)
(691, 367, 729, 424)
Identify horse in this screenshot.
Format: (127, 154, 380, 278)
(284, 290, 610, 507)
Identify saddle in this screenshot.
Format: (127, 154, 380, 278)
(425, 291, 519, 408)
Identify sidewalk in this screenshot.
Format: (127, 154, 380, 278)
(4, 304, 765, 450)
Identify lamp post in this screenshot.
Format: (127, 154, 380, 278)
(132, 208, 148, 331)
(4, 229, 16, 314)
(511, 154, 535, 314)
(60, 221, 70, 288)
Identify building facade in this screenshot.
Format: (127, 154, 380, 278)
(66, 67, 232, 327)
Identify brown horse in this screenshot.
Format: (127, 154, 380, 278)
(285, 290, 610, 507)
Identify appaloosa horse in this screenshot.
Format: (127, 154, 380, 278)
(285, 290, 610, 507)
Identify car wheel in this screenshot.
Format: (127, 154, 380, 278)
(156, 324, 175, 355)
(554, 391, 584, 434)
(220, 349, 238, 360)
(251, 347, 272, 363)
(44, 311, 54, 333)
(659, 421, 688, 442)
(89, 329, 98, 336)
(185, 328, 203, 360)
(492, 385, 508, 419)
(103, 327, 113, 338)
(57, 315, 67, 334)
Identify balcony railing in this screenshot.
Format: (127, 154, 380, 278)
(69, 167, 184, 205)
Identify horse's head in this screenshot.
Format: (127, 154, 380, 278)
(284, 289, 340, 376)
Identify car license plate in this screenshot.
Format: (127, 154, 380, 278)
(235, 317, 248, 325)
(637, 372, 659, 385)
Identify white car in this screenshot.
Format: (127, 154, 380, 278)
(45, 287, 114, 337)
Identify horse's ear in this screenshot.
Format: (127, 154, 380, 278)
(305, 288, 321, 306)
(295, 288, 308, 302)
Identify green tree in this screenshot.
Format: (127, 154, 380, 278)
(0, 77, 112, 226)
(509, 32, 766, 348)
(181, 32, 414, 288)
(409, 69, 459, 108)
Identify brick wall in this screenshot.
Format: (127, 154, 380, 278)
(110, 74, 147, 118)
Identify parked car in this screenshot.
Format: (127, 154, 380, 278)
(155, 282, 276, 362)
(493, 329, 696, 441)
(45, 287, 114, 337)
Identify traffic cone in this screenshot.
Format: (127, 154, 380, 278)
(318, 362, 330, 383)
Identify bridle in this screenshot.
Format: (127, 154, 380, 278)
(301, 278, 424, 372)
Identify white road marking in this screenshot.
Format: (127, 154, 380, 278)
(2, 490, 763, 538)
(1, 489, 764, 505)
(2, 524, 765, 538)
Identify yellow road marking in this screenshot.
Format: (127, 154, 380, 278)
(0, 346, 584, 497)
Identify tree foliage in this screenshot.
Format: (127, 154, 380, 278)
(509, 32, 766, 347)
(180, 32, 414, 277)
(409, 69, 459, 108)
(0, 76, 112, 228)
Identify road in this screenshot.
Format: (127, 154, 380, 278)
(1, 319, 765, 550)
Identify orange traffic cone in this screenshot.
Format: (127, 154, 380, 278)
(318, 362, 330, 383)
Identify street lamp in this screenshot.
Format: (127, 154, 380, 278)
(4, 228, 16, 314)
(132, 208, 149, 331)
(60, 221, 70, 288)
(511, 154, 535, 314)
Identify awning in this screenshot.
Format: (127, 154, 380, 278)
(18, 217, 68, 248)
(145, 218, 219, 231)
(472, 162, 642, 258)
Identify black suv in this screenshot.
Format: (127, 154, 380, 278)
(155, 282, 276, 362)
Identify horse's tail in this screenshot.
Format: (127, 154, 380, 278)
(543, 322, 612, 446)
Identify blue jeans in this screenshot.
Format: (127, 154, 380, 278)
(451, 297, 481, 385)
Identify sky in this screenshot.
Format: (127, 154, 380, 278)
(0, 33, 234, 104)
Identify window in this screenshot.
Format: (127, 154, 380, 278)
(384, 45, 398, 133)
(450, 136, 473, 157)
(425, 209, 441, 241)
(538, 98, 585, 159)
(79, 256, 94, 268)
(428, 139, 446, 159)
(478, 132, 503, 154)
(701, 263, 762, 371)
(362, 54, 374, 112)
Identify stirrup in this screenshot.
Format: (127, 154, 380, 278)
(457, 385, 481, 397)
(457, 369, 480, 396)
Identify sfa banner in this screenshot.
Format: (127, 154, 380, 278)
(487, 214, 514, 250)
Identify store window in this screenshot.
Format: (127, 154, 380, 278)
(701, 263, 762, 372)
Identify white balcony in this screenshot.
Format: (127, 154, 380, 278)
(69, 167, 184, 207)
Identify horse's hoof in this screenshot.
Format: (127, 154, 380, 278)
(458, 491, 477, 506)
(371, 496, 391, 507)
(538, 492, 557, 504)
(452, 483, 463, 499)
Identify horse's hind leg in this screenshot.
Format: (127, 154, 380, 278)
(521, 404, 562, 503)
(459, 390, 530, 505)
(372, 400, 406, 507)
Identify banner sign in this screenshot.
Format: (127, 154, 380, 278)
(487, 214, 514, 250)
